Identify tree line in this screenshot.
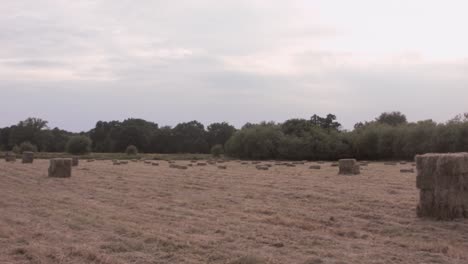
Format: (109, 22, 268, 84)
(1, 112, 468, 160)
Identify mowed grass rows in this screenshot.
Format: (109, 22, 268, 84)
(1, 160, 468, 264)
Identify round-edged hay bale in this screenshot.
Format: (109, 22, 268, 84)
(256, 165, 269, 171)
(331, 163, 339, 167)
(120, 161, 128, 165)
(384, 162, 397, 166)
(218, 165, 227, 169)
(72, 157, 79, 166)
(151, 162, 159, 166)
(197, 162, 207, 166)
(338, 159, 360, 175)
(400, 168, 414, 173)
(48, 158, 72, 178)
(309, 165, 321, 170)
(286, 163, 296, 167)
(144, 160, 152, 164)
(22, 151, 34, 164)
(87, 159, 95, 162)
(5, 152, 16, 162)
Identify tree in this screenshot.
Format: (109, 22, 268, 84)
(66, 136, 92, 155)
(207, 122, 236, 148)
(310, 114, 341, 132)
(376, 111, 407, 126)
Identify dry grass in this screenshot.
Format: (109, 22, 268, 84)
(1, 160, 468, 264)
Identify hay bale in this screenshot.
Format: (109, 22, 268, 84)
(72, 157, 79, 166)
(218, 165, 227, 169)
(152, 162, 159, 166)
(48, 158, 72, 178)
(252, 161, 261, 164)
(87, 159, 95, 162)
(197, 162, 207, 166)
(241, 162, 248, 165)
(286, 163, 296, 167)
(120, 161, 128, 165)
(338, 159, 360, 175)
(317, 161, 325, 164)
(331, 163, 339, 167)
(22, 151, 34, 164)
(400, 161, 407, 165)
(415, 153, 468, 220)
(384, 162, 397, 165)
(400, 168, 414, 173)
(5, 152, 16, 162)
(256, 165, 269, 171)
(144, 160, 151, 164)
(309, 165, 321, 170)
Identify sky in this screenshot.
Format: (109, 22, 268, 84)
(1, 0, 468, 132)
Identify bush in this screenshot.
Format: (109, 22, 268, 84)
(19, 141, 38, 153)
(210, 144, 224, 157)
(12, 145, 21, 154)
(66, 136, 92, 155)
(125, 145, 138, 155)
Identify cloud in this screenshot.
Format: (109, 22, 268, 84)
(0, 0, 468, 131)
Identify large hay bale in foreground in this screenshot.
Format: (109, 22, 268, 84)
(416, 153, 468, 220)
(22, 151, 34, 163)
(5, 152, 16, 162)
(48, 158, 72, 178)
(338, 159, 360, 175)
(72, 157, 79, 166)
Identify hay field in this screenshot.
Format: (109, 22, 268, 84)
(1, 160, 467, 264)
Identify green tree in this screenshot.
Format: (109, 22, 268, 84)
(66, 136, 92, 155)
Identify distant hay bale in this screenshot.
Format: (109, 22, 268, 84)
(256, 165, 269, 171)
(72, 157, 79, 166)
(241, 162, 248, 165)
(48, 158, 72, 178)
(338, 159, 360, 175)
(151, 162, 159, 166)
(170, 164, 187, 169)
(384, 162, 397, 165)
(218, 165, 227, 169)
(411, 163, 416, 167)
(317, 161, 325, 164)
(5, 152, 16, 162)
(167, 160, 175, 164)
(415, 153, 468, 220)
(190, 160, 197, 163)
(286, 163, 296, 167)
(331, 163, 339, 167)
(309, 165, 321, 170)
(252, 161, 261, 165)
(292, 161, 304, 165)
(131, 159, 138, 162)
(86, 159, 95, 162)
(22, 151, 34, 164)
(144, 160, 151, 164)
(120, 161, 128, 165)
(197, 162, 207, 166)
(400, 161, 407, 165)
(359, 162, 369, 167)
(113, 160, 121, 165)
(400, 168, 414, 173)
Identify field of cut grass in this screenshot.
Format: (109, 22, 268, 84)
(1, 159, 467, 264)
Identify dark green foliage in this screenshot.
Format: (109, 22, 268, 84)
(66, 136, 92, 155)
(211, 144, 224, 157)
(2, 112, 468, 161)
(19, 141, 38, 153)
(125, 145, 138, 155)
(376, 111, 407, 126)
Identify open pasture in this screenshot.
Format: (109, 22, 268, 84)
(1, 160, 467, 264)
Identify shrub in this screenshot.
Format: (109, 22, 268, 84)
(19, 141, 38, 153)
(12, 145, 21, 154)
(210, 144, 224, 157)
(125, 145, 138, 155)
(66, 136, 92, 155)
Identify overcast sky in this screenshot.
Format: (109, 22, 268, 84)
(1, 0, 467, 131)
